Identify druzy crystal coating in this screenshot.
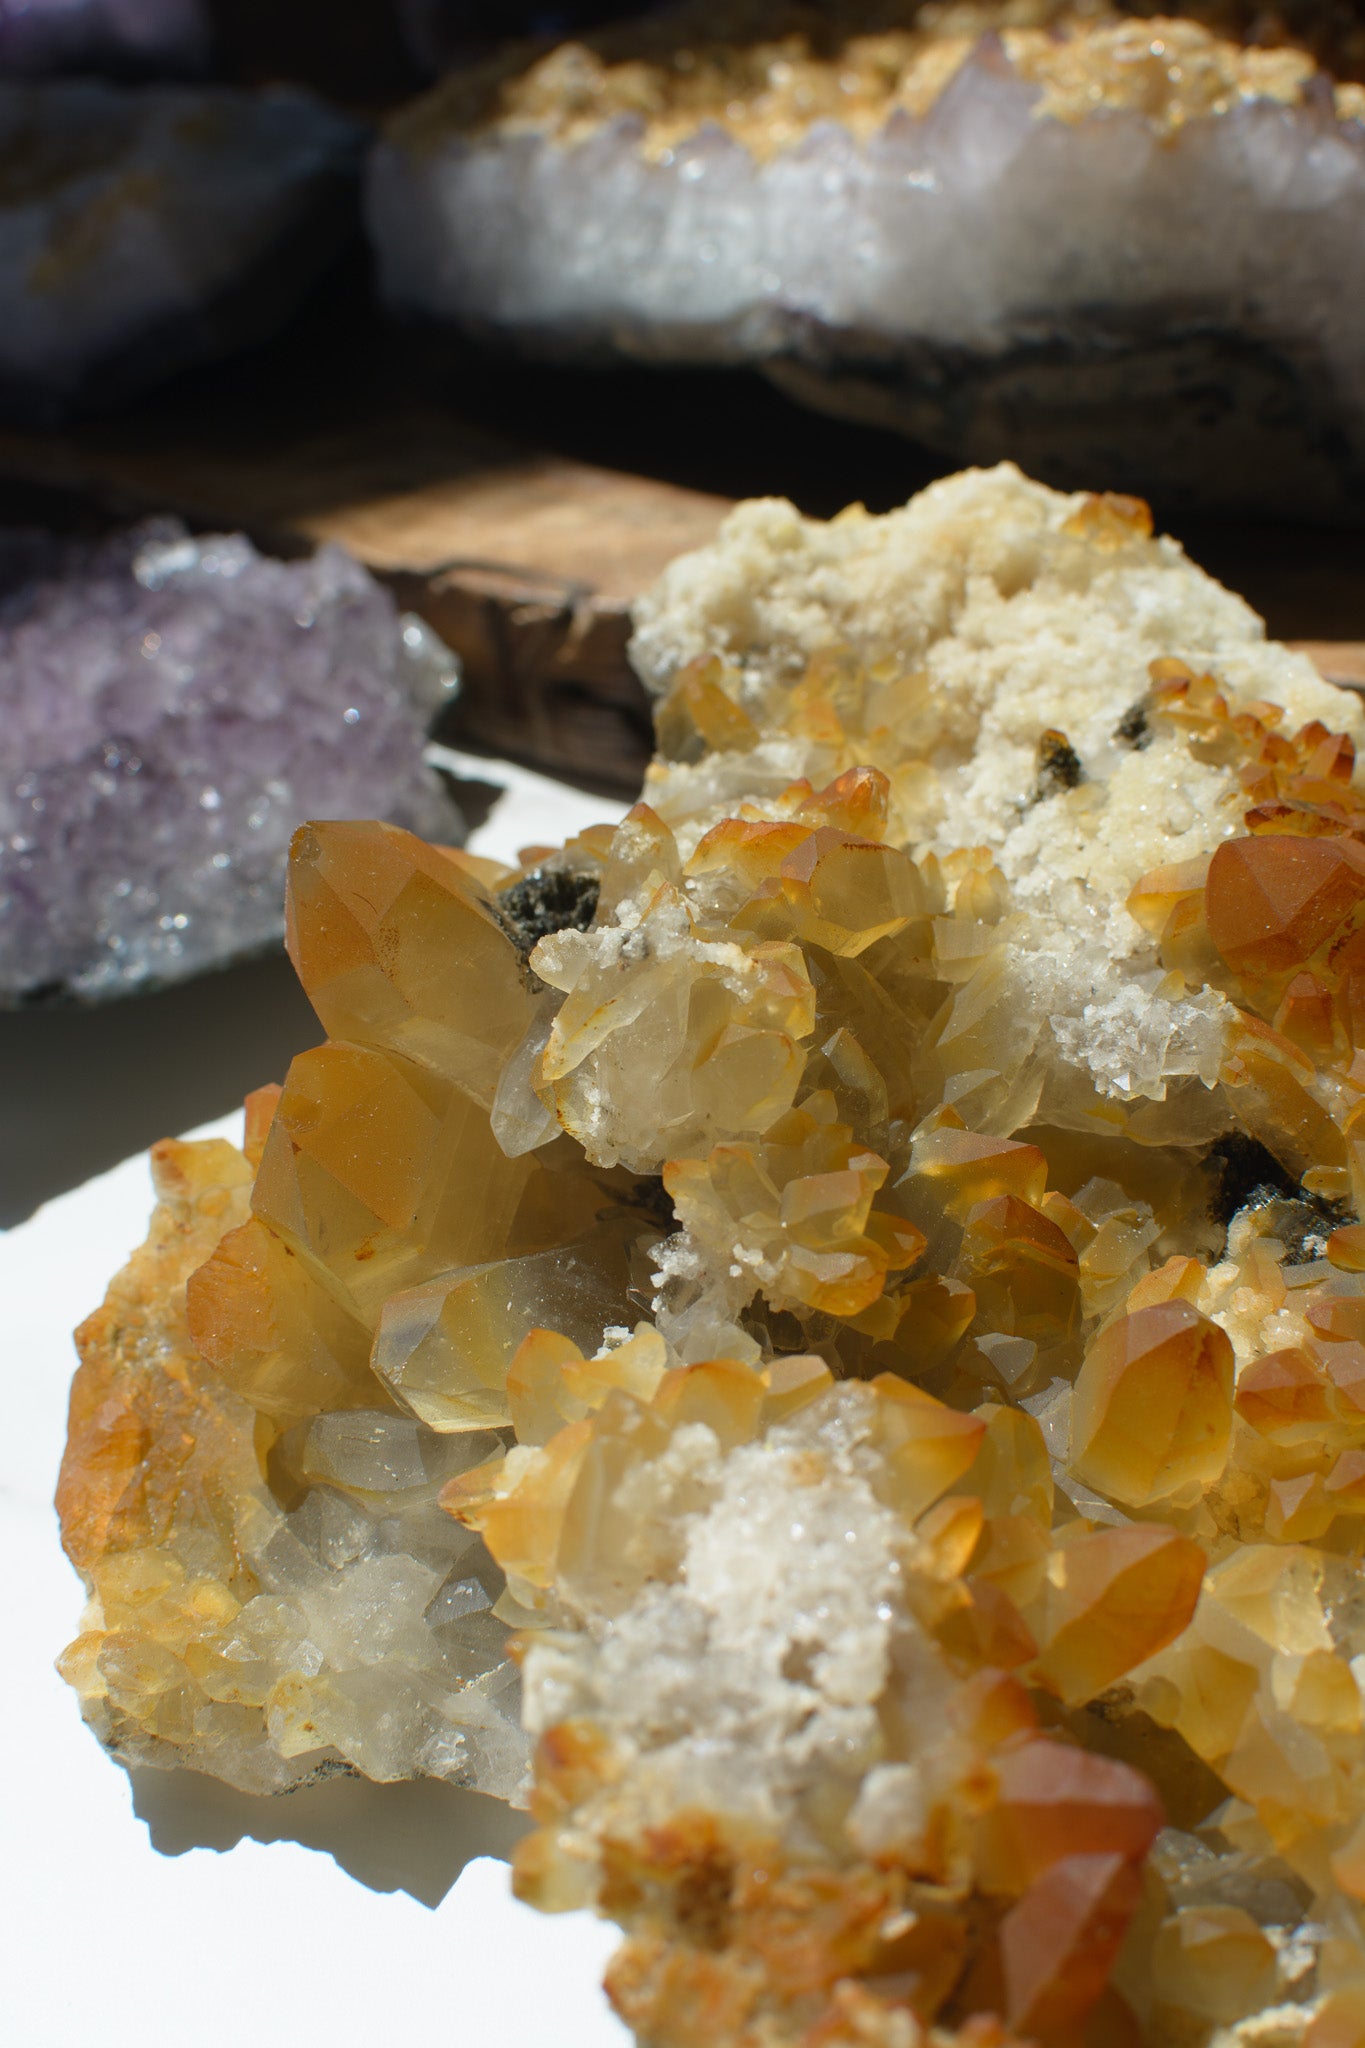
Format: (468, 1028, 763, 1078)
(370, 1, 1365, 513)
(57, 466, 1365, 2046)
(0, 522, 461, 1004)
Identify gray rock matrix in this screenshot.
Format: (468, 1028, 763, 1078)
(0, 522, 462, 1006)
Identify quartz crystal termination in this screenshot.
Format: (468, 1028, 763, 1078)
(56, 464, 1365, 2045)
(369, 0, 1365, 515)
(0, 520, 461, 1005)
(0, 78, 359, 419)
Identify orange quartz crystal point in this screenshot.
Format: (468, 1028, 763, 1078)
(1329, 1223, 1365, 1273)
(1033, 1523, 1207, 1706)
(1062, 492, 1154, 544)
(907, 1125, 1050, 1219)
(242, 1083, 282, 1168)
(654, 654, 759, 759)
(1234, 1347, 1335, 1443)
(184, 1214, 371, 1424)
(977, 1738, 1163, 1893)
(950, 1667, 1039, 1747)
(653, 1359, 767, 1447)
(1206, 833, 1365, 991)
(867, 1374, 987, 1516)
(1275, 966, 1340, 1053)
(997, 1850, 1145, 2041)
(284, 818, 532, 1104)
(1070, 1301, 1234, 1509)
(802, 764, 891, 840)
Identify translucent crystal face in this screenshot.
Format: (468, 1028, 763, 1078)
(55, 465, 1365, 2046)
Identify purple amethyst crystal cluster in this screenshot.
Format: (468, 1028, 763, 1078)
(0, 522, 461, 1005)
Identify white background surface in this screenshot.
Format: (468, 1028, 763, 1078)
(3, 759, 632, 2048)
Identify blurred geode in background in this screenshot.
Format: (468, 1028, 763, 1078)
(396, 0, 659, 72)
(0, 0, 210, 75)
(0, 522, 462, 1006)
(0, 78, 360, 421)
(369, 0, 1365, 517)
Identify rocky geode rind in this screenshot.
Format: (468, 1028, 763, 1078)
(0, 521, 462, 1005)
(368, 5, 1365, 516)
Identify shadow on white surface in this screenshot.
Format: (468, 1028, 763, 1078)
(130, 1763, 530, 1909)
(0, 949, 321, 1227)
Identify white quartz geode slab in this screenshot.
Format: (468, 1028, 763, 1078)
(368, 42, 1365, 515)
(0, 78, 360, 417)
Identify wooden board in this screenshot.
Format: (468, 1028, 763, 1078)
(1292, 642, 1365, 693)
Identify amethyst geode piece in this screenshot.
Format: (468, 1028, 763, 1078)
(0, 522, 462, 1005)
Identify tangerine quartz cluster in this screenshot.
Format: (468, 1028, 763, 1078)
(56, 465, 1365, 2045)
